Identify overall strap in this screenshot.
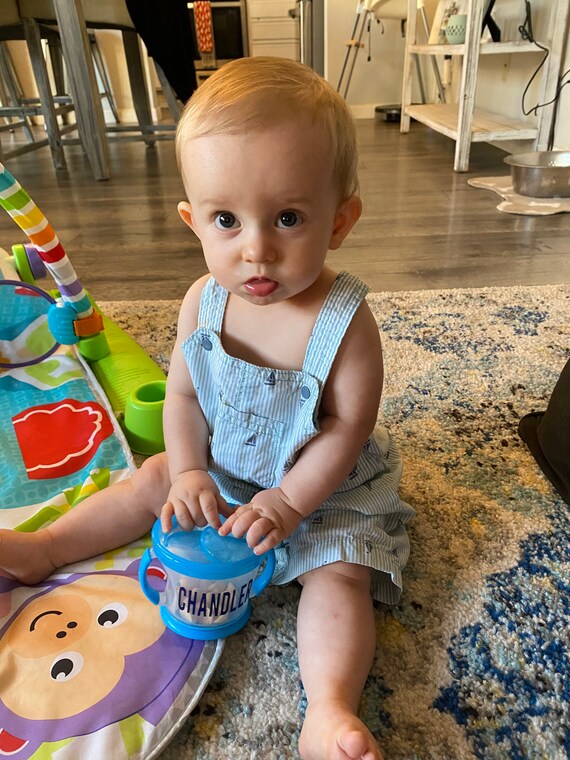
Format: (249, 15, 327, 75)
(197, 277, 229, 333)
(302, 271, 369, 384)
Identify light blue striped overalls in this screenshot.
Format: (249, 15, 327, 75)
(182, 272, 415, 604)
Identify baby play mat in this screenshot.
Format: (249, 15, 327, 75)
(0, 332, 222, 759)
(468, 176, 570, 215)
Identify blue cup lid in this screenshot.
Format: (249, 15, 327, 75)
(151, 519, 263, 580)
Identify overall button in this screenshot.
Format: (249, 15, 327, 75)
(300, 385, 311, 400)
(201, 336, 213, 351)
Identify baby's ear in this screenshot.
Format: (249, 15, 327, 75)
(329, 195, 362, 250)
(178, 201, 195, 231)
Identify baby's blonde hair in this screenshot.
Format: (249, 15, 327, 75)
(176, 57, 359, 200)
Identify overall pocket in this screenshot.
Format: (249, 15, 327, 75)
(210, 401, 284, 489)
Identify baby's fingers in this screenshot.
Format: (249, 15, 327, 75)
(246, 518, 280, 551)
(199, 491, 224, 529)
(217, 496, 235, 520)
(218, 511, 237, 536)
(219, 505, 259, 538)
(218, 504, 249, 536)
(161, 500, 197, 532)
(172, 499, 198, 531)
(252, 527, 282, 555)
(160, 501, 175, 533)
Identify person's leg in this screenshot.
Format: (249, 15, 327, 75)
(297, 562, 383, 760)
(0, 453, 170, 585)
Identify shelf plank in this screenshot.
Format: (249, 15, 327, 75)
(408, 40, 546, 56)
(405, 104, 538, 142)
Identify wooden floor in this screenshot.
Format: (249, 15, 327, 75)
(1, 120, 569, 301)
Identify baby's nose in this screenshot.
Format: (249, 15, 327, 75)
(242, 232, 277, 263)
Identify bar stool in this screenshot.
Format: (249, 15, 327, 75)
(18, 1, 179, 179)
(20, 2, 156, 135)
(44, 31, 121, 125)
(0, 0, 70, 169)
(0, 42, 35, 144)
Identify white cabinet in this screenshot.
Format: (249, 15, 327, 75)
(247, 0, 300, 61)
(400, 0, 570, 171)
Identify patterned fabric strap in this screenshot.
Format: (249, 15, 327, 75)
(197, 272, 369, 386)
(197, 277, 229, 333)
(302, 271, 369, 384)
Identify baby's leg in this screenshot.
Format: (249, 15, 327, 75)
(296, 562, 383, 760)
(0, 453, 170, 585)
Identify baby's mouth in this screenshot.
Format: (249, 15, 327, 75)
(243, 278, 278, 297)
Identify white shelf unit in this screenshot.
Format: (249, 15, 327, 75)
(247, 0, 300, 61)
(400, 0, 570, 171)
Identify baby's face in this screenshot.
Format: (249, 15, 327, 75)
(177, 116, 356, 305)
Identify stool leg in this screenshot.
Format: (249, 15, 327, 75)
(90, 33, 120, 124)
(154, 62, 181, 121)
(47, 37, 66, 96)
(47, 37, 71, 126)
(21, 17, 66, 171)
(122, 30, 155, 146)
(51, 0, 110, 180)
(0, 44, 35, 142)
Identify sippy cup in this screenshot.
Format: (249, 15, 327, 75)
(139, 518, 275, 640)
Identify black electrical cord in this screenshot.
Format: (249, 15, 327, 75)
(519, 1, 549, 116)
(519, 0, 569, 119)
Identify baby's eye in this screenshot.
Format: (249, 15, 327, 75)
(214, 212, 239, 229)
(276, 211, 301, 228)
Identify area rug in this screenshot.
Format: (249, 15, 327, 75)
(100, 284, 570, 760)
(468, 176, 570, 215)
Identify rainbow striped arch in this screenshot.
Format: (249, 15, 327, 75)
(0, 163, 92, 319)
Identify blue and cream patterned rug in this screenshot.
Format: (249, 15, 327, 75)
(101, 283, 570, 760)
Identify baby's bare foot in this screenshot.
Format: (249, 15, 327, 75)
(299, 698, 384, 760)
(0, 529, 57, 584)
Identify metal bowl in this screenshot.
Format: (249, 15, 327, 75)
(504, 151, 570, 198)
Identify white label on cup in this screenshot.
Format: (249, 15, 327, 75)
(176, 577, 254, 624)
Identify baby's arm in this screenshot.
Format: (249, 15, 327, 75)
(220, 302, 383, 552)
(161, 276, 232, 531)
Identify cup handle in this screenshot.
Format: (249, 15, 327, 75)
(252, 549, 275, 597)
(139, 548, 160, 605)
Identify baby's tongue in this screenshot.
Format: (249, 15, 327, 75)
(244, 278, 278, 297)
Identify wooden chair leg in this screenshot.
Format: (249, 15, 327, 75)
(46, 36, 72, 126)
(154, 62, 181, 121)
(47, 37, 66, 96)
(50, 0, 110, 180)
(21, 17, 66, 171)
(0, 43, 35, 142)
(121, 29, 155, 145)
(90, 33, 120, 124)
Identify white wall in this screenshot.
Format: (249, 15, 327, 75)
(325, 0, 570, 150)
(325, 0, 413, 117)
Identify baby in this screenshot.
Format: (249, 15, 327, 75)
(1, 57, 414, 760)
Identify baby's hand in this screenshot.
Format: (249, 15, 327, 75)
(161, 470, 233, 533)
(218, 488, 303, 554)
